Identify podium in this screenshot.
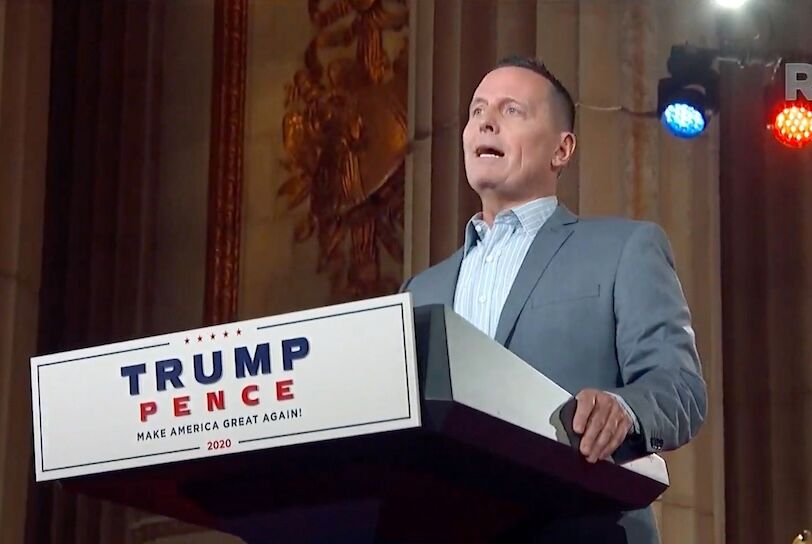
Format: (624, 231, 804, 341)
(31, 296, 668, 543)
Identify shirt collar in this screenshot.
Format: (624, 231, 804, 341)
(463, 196, 559, 255)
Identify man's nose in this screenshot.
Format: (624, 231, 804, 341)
(479, 110, 499, 134)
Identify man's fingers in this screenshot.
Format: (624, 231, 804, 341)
(572, 390, 597, 434)
(589, 405, 627, 462)
(572, 390, 634, 463)
(579, 396, 611, 457)
(599, 418, 632, 462)
(588, 410, 619, 462)
(598, 409, 633, 462)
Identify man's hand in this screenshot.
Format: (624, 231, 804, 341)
(572, 389, 633, 463)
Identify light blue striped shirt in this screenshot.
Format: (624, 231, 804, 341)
(453, 196, 559, 337)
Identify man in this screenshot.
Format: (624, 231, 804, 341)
(400, 56, 707, 543)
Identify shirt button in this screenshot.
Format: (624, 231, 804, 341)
(485, 255, 494, 263)
(478, 295, 487, 304)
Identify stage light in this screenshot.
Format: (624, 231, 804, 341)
(662, 104, 706, 139)
(657, 46, 719, 139)
(660, 89, 708, 138)
(764, 59, 812, 149)
(715, 0, 749, 9)
(770, 104, 812, 148)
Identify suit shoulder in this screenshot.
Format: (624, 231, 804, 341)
(576, 216, 666, 241)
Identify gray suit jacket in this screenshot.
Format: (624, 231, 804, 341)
(401, 205, 707, 544)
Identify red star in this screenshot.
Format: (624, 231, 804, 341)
(185, 338, 190, 344)
(223, 331, 229, 338)
(197, 336, 202, 342)
(236, 329, 242, 335)
(210, 333, 216, 340)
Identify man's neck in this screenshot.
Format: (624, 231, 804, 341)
(481, 194, 557, 225)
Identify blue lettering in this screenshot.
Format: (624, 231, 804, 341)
(282, 337, 309, 370)
(194, 351, 223, 385)
(120, 364, 147, 395)
(156, 359, 184, 391)
(235, 343, 271, 378)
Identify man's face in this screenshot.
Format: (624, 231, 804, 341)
(462, 66, 566, 203)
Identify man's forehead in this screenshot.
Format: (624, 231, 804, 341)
(472, 66, 553, 102)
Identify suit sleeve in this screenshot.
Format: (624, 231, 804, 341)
(608, 222, 707, 453)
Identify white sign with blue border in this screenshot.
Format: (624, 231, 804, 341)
(30, 293, 420, 481)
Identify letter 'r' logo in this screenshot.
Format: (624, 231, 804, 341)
(785, 63, 812, 100)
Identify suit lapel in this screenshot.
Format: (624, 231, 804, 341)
(436, 248, 464, 307)
(493, 205, 578, 345)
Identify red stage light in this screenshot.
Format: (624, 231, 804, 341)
(770, 102, 812, 149)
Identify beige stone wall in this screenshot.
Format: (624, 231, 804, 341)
(0, 1, 51, 542)
(239, 0, 333, 320)
(150, 0, 214, 335)
(406, 1, 725, 542)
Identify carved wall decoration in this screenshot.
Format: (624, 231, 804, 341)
(205, 0, 248, 326)
(279, 0, 408, 301)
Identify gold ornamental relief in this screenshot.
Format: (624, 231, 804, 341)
(280, 0, 408, 301)
(794, 530, 811, 544)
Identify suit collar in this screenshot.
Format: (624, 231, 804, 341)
(435, 204, 579, 337)
(548, 203, 579, 227)
(462, 196, 560, 256)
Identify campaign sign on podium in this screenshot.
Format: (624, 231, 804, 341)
(30, 294, 420, 482)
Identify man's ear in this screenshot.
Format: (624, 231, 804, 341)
(552, 132, 577, 170)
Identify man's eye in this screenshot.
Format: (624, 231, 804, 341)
(506, 106, 519, 115)
(471, 107, 483, 116)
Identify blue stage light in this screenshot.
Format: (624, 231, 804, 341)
(661, 102, 707, 139)
(657, 46, 718, 140)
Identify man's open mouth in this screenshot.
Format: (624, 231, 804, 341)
(475, 146, 505, 158)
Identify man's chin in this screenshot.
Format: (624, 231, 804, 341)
(467, 176, 507, 194)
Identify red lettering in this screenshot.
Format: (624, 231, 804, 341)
(174, 395, 191, 416)
(140, 401, 157, 422)
(242, 385, 259, 406)
(206, 390, 225, 412)
(276, 379, 294, 401)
